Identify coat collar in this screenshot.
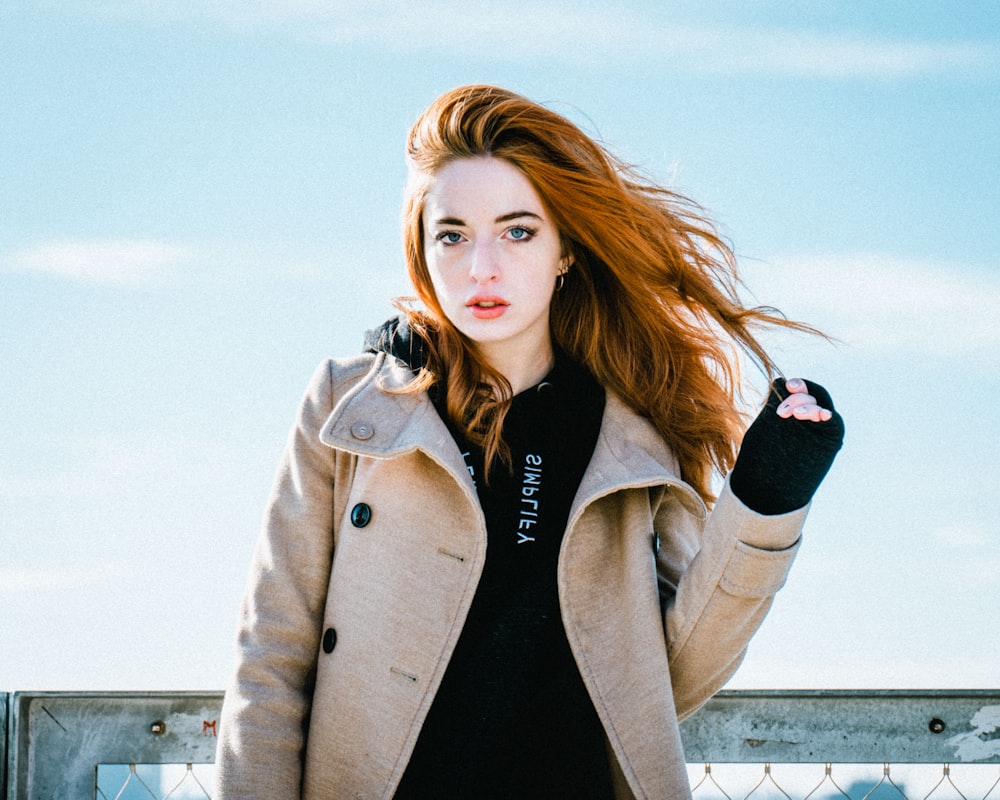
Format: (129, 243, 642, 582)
(318, 352, 706, 520)
(574, 393, 706, 521)
(318, 352, 470, 483)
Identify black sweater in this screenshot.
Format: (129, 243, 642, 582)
(393, 354, 612, 799)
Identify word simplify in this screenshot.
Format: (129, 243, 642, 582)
(517, 454, 543, 544)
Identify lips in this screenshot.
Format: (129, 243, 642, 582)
(467, 295, 508, 308)
(467, 295, 508, 319)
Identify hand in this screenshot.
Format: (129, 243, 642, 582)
(775, 377, 833, 422)
(729, 377, 844, 515)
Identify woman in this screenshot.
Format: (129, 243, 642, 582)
(216, 85, 844, 799)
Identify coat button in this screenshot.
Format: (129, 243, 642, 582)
(651, 532, 661, 556)
(351, 503, 372, 528)
(322, 627, 337, 654)
(350, 421, 374, 440)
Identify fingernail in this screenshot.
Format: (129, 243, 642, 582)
(787, 378, 803, 390)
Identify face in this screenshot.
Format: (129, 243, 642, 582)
(421, 156, 564, 365)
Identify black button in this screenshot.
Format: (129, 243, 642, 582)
(322, 627, 337, 654)
(651, 532, 661, 556)
(350, 503, 372, 528)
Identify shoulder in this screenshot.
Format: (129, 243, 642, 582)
(577, 392, 706, 517)
(303, 350, 424, 404)
(599, 392, 683, 475)
(308, 352, 381, 391)
(300, 351, 431, 431)
(291, 353, 387, 432)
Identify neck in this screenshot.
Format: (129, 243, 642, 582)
(480, 337, 556, 396)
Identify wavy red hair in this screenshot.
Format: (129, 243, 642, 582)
(397, 85, 816, 503)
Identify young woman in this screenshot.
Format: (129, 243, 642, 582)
(215, 85, 844, 799)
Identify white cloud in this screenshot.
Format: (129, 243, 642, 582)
(932, 523, 994, 549)
(742, 254, 1000, 358)
(318, 8, 997, 80)
(4, 238, 194, 285)
(1, 431, 255, 505)
(690, 26, 997, 79)
(0, 562, 128, 595)
(77, 1, 999, 80)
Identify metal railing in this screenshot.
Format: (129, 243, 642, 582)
(5, 692, 221, 800)
(4, 690, 1000, 798)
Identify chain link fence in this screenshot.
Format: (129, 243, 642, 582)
(688, 762, 1000, 799)
(91, 762, 1000, 800)
(96, 764, 212, 799)
(6, 690, 1000, 799)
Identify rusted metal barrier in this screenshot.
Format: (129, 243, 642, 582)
(5, 690, 1000, 798)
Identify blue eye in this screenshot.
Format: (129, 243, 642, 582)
(506, 226, 535, 241)
(437, 231, 464, 245)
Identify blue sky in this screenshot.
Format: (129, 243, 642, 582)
(2, 1, 998, 691)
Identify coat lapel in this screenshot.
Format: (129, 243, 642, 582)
(560, 391, 706, 799)
(317, 352, 474, 493)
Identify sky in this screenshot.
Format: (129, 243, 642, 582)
(2, 1, 998, 693)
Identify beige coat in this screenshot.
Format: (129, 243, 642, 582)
(216, 352, 808, 799)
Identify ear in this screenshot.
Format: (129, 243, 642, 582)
(559, 238, 575, 271)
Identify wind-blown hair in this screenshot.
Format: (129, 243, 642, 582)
(398, 84, 814, 503)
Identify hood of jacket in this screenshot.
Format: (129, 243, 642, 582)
(363, 315, 429, 371)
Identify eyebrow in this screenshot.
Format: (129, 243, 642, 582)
(430, 210, 544, 226)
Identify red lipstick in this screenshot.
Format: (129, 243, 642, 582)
(467, 295, 509, 319)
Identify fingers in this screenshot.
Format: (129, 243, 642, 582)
(777, 378, 833, 422)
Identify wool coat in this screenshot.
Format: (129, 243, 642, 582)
(215, 352, 809, 800)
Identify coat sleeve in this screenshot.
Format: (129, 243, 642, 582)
(215, 360, 340, 798)
(661, 475, 807, 721)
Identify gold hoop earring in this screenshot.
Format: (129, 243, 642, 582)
(555, 273, 566, 292)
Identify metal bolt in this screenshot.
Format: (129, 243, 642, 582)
(150, 720, 167, 735)
(929, 718, 946, 734)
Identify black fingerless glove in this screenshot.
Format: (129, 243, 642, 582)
(729, 379, 845, 515)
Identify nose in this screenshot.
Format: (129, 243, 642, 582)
(469, 241, 500, 284)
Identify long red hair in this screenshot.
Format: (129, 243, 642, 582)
(398, 84, 814, 503)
